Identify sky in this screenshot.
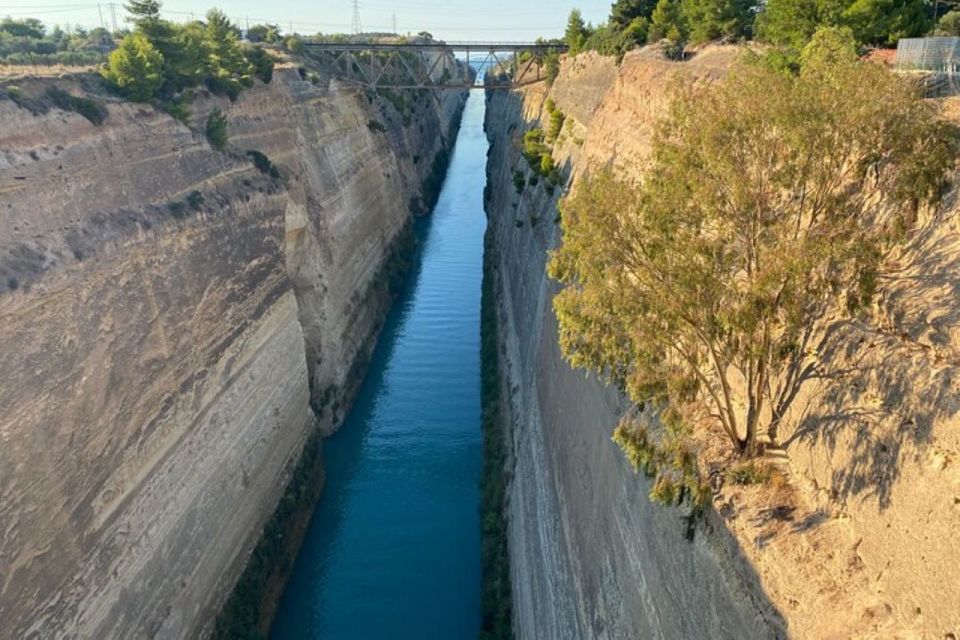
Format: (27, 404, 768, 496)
(0, 0, 614, 41)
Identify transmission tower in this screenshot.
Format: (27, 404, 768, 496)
(351, 0, 363, 35)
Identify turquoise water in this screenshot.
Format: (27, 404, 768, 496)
(271, 92, 488, 639)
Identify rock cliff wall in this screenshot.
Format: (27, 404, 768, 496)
(0, 62, 465, 638)
(486, 45, 960, 639)
(484, 48, 784, 639)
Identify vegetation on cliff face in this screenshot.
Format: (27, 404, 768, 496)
(479, 237, 513, 640)
(547, 51, 955, 503)
(212, 428, 325, 640)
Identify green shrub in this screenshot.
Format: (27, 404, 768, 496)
(285, 35, 305, 55)
(186, 190, 204, 210)
(160, 96, 191, 123)
(513, 170, 526, 194)
(5, 85, 44, 114)
(245, 45, 275, 84)
(582, 17, 649, 59)
(799, 26, 858, 74)
(726, 460, 773, 485)
(45, 87, 108, 126)
(479, 233, 513, 638)
(167, 200, 187, 218)
(246, 149, 282, 179)
(522, 128, 545, 165)
(205, 108, 228, 150)
(539, 152, 556, 177)
(101, 33, 164, 102)
(544, 52, 560, 86)
(547, 108, 566, 143)
(936, 10, 960, 36)
(367, 119, 387, 133)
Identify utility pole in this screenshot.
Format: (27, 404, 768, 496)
(392, 13, 397, 35)
(97, 3, 107, 59)
(351, 0, 362, 36)
(109, 2, 118, 34)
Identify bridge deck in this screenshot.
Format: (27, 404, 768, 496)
(303, 40, 565, 89)
(303, 42, 568, 53)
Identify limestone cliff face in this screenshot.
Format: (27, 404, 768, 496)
(0, 65, 465, 638)
(487, 45, 960, 639)
(483, 48, 783, 639)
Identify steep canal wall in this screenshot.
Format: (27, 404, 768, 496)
(483, 48, 785, 638)
(487, 41, 960, 639)
(0, 61, 466, 638)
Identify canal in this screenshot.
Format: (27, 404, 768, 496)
(271, 91, 488, 638)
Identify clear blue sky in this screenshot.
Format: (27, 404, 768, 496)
(0, 0, 614, 41)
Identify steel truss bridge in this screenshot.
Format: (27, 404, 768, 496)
(302, 41, 569, 90)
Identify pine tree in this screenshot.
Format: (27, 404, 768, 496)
(204, 9, 253, 99)
(125, 0, 161, 23)
(842, 0, 929, 45)
(754, 0, 822, 51)
(101, 32, 164, 101)
(610, 0, 658, 29)
(649, 0, 685, 40)
(565, 9, 589, 54)
(680, 0, 756, 43)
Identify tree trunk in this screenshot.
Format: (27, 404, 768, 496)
(767, 411, 781, 445)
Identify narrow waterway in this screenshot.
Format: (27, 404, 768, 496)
(271, 92, 488, 639)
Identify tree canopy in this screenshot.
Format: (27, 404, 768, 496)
(680, 0, 757, 43)
(843, 0, 930, 45)
(936, 9, 960, 36)
(101, 32, 164, 101)
(756, 0, 928, 56)
(566, 0, 936, 64)
(0, 19, 113, 65)
(548, 55, 955, 495)
(565, 9, 591, 54)
(610, 0, 658, 28)
(101, 1, 271, 104)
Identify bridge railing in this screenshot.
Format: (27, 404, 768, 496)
(303, 41, 564, 89)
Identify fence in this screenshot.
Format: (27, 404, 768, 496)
(895, 37, 960, 72)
